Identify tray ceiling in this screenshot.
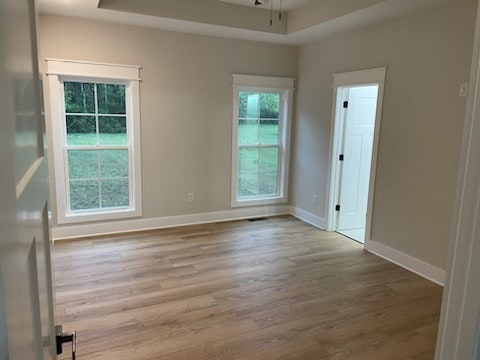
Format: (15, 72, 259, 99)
(217, 0, 311, 11)
(38, 0, 462, 45)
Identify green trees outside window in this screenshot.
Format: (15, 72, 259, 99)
(63, 81, 130, 211)
(237, 92, 281, 198)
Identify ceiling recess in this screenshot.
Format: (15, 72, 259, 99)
(217, 0, 309, 11)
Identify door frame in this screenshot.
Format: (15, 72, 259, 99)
(435, 2, 480, 358)
(326, 68, 387, 244)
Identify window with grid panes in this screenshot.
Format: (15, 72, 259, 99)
(231, 75, 294, 207)
(47, 60, 142, 224)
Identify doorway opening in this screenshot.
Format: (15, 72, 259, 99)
(327, 68, 386, 244)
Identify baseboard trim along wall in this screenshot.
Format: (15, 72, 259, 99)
(365, 240, 446, 286)
(290, 206, 326, 229)
(52, 205, 290, 241)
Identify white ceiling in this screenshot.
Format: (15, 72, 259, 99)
(38, 0, 461, 45)
(217, 0, 311, 11)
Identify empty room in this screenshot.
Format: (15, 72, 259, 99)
(2, 0, 480, 359)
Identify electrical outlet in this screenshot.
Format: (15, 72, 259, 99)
(460, 83, 469, 97)
(312, 194, 317, 205)
(188, 193, 194, 202)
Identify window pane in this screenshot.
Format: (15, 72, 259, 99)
(239, 92, 260, 119)
(70, 180, 99, 211)
(238, 92, 280, 145)
(66, 115, 96, 145)
(259, 147, 278, 171)
(237, 146, 280, 199)
(68, 150, 99, 180)
(238, 120, 258, 145)
(100, 150, 129, 178)
(259, 93, 279, 144)
(239, 92, 259, 145)
(259, 93, 280, 119)
(259, 120, 279, 144)
(239, 92, 280, 119)
(97, 84, 126, 115)
(98, 116, 127, 145)
(238, 172, 258, 198)
(259, 171, 278, 196)
(101, 178, 129, 208)
(238, 148, 258, 172)
(64, 82, 95, 113)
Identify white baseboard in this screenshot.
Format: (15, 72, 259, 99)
(52, 205, 290, 241)
(290, 206, 326, 229)
(365, 240, 445, 286)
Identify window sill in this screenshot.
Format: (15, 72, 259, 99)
(231, 196, 287, 208)
(57, 207, 142, 225)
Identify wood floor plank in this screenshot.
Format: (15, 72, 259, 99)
(54, 216, 442, 359)
(338, 330, 436, 360)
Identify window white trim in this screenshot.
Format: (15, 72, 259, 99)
(233, 74, 295, 89)
(46, 58, 141, 80)
(46, 59, 142, 224)
(231, 75, 294, 207)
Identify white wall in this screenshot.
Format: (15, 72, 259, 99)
(40, 15, 298, 231)
(291, 1, 477, 269)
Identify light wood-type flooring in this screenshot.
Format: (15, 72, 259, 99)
(53, 216, 442, 360)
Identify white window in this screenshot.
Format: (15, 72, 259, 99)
(46, 60, 142, 224)
(231, 75, 294, 207)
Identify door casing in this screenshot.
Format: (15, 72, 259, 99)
(435, 2, 480, 358)
(326, 68, 387, 245)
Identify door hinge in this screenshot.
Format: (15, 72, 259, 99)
(56, 325, 76, 360)
(339, 154, 344, 161)
(343, 101, 349, 108)
(335, 205, 341, 211)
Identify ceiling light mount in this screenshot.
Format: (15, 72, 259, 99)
(268, 0, 283, 26)
(251, 0, 284, 27)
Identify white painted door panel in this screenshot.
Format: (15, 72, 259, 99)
(337, 86, 378, 241)
(0, 0, 56, 358)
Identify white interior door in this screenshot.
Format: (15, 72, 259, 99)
(336, 85, 378, 243)
(0, 0, 57, 358)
